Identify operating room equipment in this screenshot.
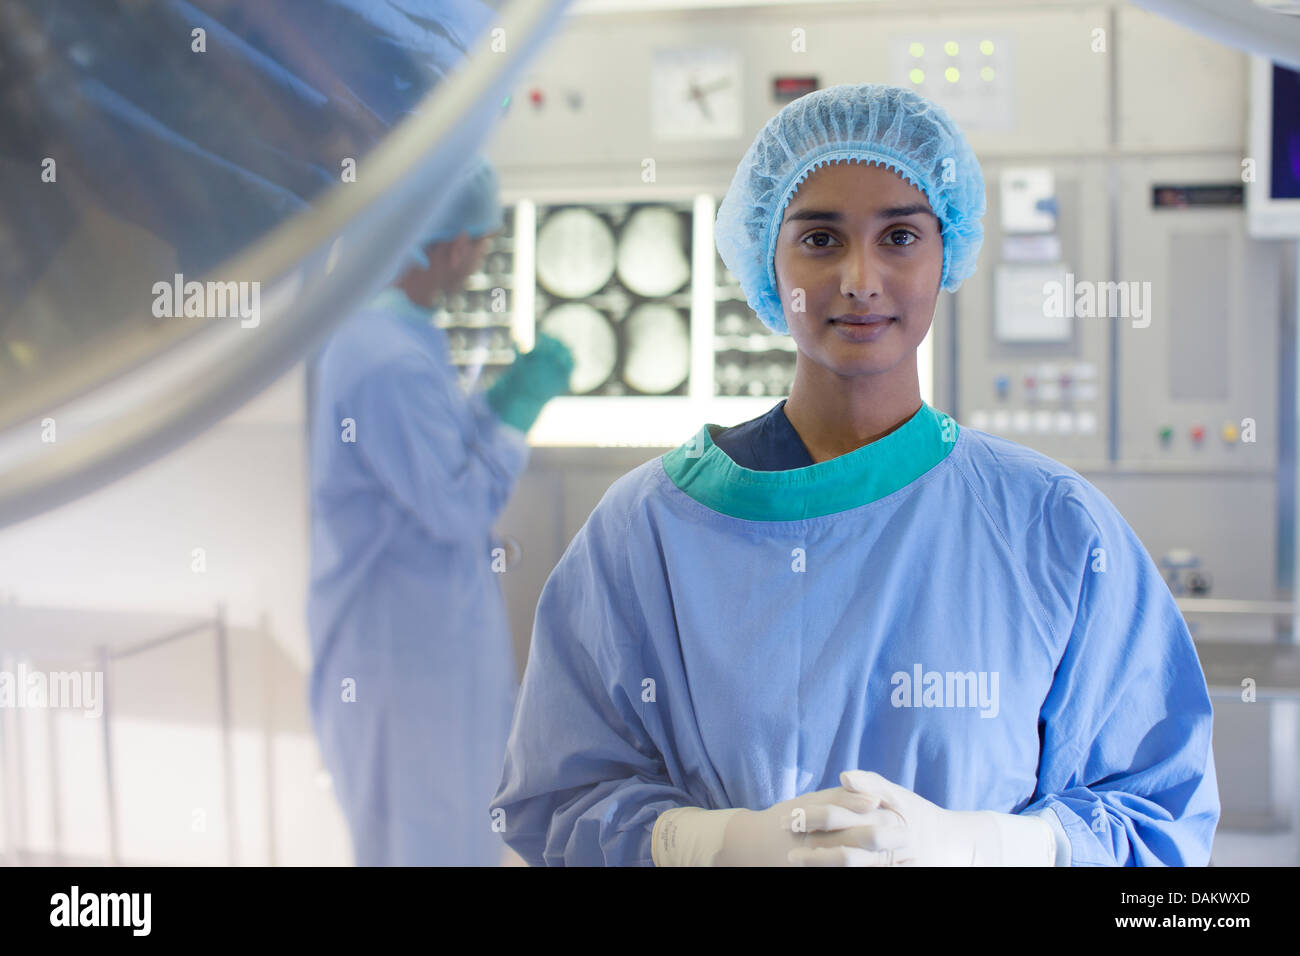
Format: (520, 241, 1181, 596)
(0, 0, 573, 528)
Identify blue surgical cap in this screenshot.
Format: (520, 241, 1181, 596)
(715, 84, 986, 335)
(404, 156, 503, 271)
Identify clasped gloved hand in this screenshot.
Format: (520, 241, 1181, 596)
(652, 784, 894, 867)
(484, 332, 575, 434)
(786, 770, 1057, 867)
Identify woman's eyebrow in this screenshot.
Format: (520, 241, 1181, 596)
(783, 203, 934, 224)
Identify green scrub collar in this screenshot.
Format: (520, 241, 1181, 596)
(661, 402, 958, 521)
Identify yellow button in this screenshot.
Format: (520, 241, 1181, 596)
(1221, 423, 1238, 443)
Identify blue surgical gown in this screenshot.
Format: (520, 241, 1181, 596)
(308, 289, 527, 866)
(492, 402, 1220, 866)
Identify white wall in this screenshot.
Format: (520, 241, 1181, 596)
(0, 363, 356, 865)
(0, 365, 312, 670)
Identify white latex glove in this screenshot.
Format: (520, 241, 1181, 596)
(652, 784, 888, 867)
(787, 770, 1056, 867)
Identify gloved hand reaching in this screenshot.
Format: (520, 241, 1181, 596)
(786, 770, 1057, 867)
(652, 783, 893, 867)
(484, 332, 574, 434)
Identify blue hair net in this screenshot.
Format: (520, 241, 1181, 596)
(404, 157, 503, 271)
(715, 84, 986, 335)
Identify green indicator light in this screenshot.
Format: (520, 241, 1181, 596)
(980, 66, 995, 81)
(909, 68, 925, 84)
(910, 42, 925, 57)
(980, 40, 994, 55)
(945, 41, 959, 56)
(945, 66, 959, 83)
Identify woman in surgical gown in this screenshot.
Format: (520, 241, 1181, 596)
(491, 85, 1220, 867)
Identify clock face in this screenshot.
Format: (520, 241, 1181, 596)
(650, 47, 742, 142)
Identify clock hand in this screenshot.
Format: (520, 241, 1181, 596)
(686, 79, 714, 121)
(696, 76, 732, 95)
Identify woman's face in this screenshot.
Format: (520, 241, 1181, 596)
(773, 161, 943, 380)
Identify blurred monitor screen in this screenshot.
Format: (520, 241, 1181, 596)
(1271, 62, 1300, 200)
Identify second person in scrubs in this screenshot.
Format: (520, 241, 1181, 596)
(309, 158, 573, 866)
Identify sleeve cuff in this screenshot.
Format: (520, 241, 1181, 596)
(1025, 806, 1073, 866)
(652, 807, 741, 867)
(468, 390, 531, 474)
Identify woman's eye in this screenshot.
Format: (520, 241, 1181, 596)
(801, 231, 837, 248)
(800, 229, 917, 249)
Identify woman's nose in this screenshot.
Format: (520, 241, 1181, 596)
(840, 246, 884, 300)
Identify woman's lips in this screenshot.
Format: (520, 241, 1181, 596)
(829, 316, 894, 340)
(830, 314, 893, 325)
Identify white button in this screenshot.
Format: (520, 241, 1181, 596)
(1076, 411, 1097, 434)
(1072, 362, 1097, 380)
(991, 410, 1011, 432)
(1012, 410, 1032, 433)
(970, 409, 989, 429)
(1039, 382, 1061, 402)
(1055, 411, 1073, 434)
(1039, 363, 1060, 381)
(1076, 383, 1097, 401)
(1034, 410, 1053, 433)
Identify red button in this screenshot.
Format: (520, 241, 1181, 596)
(529, 89, 543, 106)
(1190, 425, 1205, 442)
